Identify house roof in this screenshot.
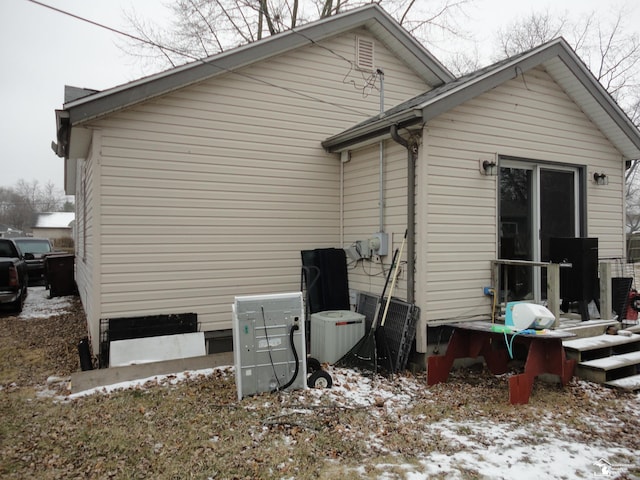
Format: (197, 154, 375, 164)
(53, 4, 453, 160)
(322, 37, 640, 160)
(33, 212, 75, 229)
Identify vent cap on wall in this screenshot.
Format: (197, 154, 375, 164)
(356, 36, 375, 71)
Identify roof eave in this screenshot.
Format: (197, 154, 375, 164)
(323, 42, 565, 153)
(551, 48, 640, 160)
(325, 38, 640, 159)
(322, 109, 423, 152)
(63, 4, 453, 126)
(419, 39, 640, 159)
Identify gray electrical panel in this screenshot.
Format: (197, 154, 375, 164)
(232, 292, 307, 400)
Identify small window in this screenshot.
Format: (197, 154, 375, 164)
(355, 36, 375, 71)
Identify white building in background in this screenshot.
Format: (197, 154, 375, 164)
(32, 212, 75, 240)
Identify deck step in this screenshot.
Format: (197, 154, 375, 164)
(558, 319, 618, 339)
(605, 374, 640, 392)
(621, 323, 640, 334)
(563, 333, 640, 362)
(576, 350, 640, 383)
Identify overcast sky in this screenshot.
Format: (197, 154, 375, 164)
(1, 0, 638, 192)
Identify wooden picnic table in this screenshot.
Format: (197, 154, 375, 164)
(427, 321, 576, 404)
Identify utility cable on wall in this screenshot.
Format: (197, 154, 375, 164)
(289, 26, 383, 98)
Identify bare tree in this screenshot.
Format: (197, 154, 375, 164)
(495, 10, 567, 59)
(0, 187, 29, 232)
(15, 180, 63, 214)
(0, 180, 67, 233)
(495, 9, 640, 120)
(445, 49, 482, 77)
(496, 9, 640, 233)
(122, 0, 471, 69)
(626, 167, 640, 232)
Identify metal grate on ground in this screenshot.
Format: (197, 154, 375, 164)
(356, 292, 420, 372)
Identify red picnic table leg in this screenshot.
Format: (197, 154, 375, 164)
(427, 329, 466, 385)
(508, 337, 576, 404)
(509, 372, 535, 405)
(479, 336, 510, 375)
(428, 330, 509, 385)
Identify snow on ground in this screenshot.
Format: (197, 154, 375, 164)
(65, 363, 640, 479)
(20, 286, 72, 319)
(303, 368, 639, 479)
(25, 289, 640, 479)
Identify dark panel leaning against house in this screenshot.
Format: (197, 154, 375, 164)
(301, 249, 324, 315)
(549, 237, 599, 320)
(301, 248, 350, 314)
(611, 277, 633, 320)
(99, 313, 198, 368)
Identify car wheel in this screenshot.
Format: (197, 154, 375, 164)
(13, 286, 27, 313)
(10, 296, 23, 314)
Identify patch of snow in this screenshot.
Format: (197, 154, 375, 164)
(19, 286, 72, 319)
(418, 419, 630, 479)
(68, 366, 234, 399)
(581, 351, 640, 369)
(606, 374, 640, 390)
(563, 333, 640, 350)
(34, 212, 75, 228)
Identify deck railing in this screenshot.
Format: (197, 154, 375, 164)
(491, 259, 617, 329)
(491, 259, 568, 329)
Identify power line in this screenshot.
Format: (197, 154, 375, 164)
(27, 0, 171, 53)
(26, 0, 374, 117)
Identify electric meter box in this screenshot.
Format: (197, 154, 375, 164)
(232, 292, 307, 400)
(310, 310, 365, 364)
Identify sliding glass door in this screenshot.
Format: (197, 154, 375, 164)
(499, 160, 580, 301)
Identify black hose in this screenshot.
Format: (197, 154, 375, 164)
(272, 324, 300, 393)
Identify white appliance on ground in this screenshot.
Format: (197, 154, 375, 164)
(232, 292, 307, 400)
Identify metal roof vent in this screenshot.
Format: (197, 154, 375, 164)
(355, 36, 375, 71)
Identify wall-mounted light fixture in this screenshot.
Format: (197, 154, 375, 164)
(593, 172, 608, 185)
(480, 158, 498, 176)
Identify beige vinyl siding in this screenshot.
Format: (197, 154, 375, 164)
(74, 149, 99, 351)
(84, 30, 430, 335)
(417, 66, 624, 336)
(342, 140, 410, 299)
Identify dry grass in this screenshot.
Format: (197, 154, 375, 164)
(1, 295, 639, 479)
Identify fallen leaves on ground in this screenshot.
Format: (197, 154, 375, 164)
(1, 294, 639, 479)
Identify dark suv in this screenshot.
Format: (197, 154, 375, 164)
(13, 237, 54, 286)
